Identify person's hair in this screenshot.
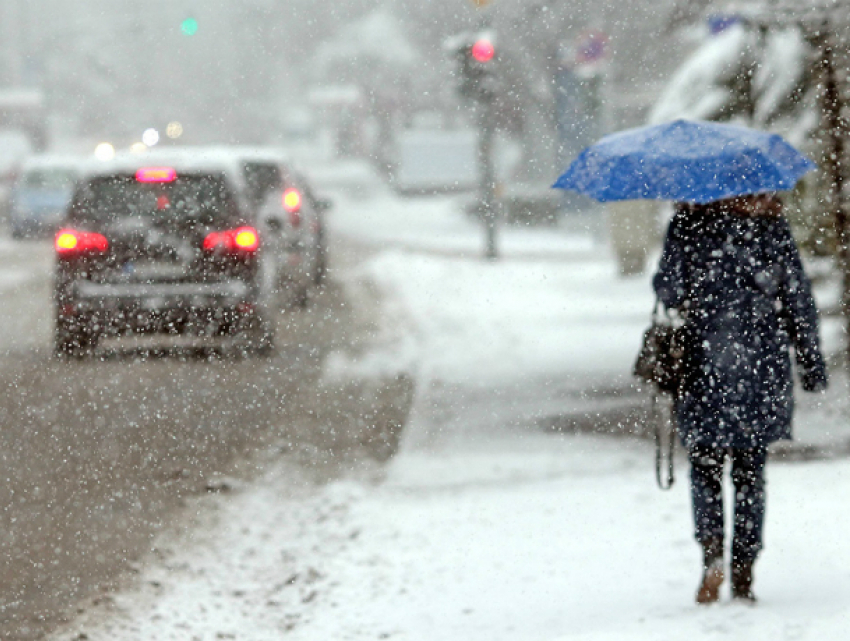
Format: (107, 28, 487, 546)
(724, 194, 784, 218)
(674, 196, 782, 218)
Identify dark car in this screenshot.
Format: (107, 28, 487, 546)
(53, 160, 275, 357)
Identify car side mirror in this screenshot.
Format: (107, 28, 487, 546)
(315, 198, 333, 213)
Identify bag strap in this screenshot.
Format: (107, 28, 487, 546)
(652, 391, 675, 490)
(652, 297, 662, 322)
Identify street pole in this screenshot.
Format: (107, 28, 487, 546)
(447, 19, 500, 259)
(478, 95, 498, 260)
(819, 26, 850, 370)
(472, 0, 497, 260)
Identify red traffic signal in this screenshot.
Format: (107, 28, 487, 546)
(471, 38, 495, 63)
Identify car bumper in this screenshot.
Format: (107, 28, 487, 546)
(72, 280, 251, 310)
(61, 280, 257, 334)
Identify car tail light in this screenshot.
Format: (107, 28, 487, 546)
(203, 226, 260, 254)
(136, 167, 177, 183)
(55, 229, 109, 256)
(283, 188, 302, 227)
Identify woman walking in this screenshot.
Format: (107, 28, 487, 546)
(653, 194, 827, 604)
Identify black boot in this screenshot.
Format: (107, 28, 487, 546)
(731, 560, 756, 603)
(696, 538, 724, 604)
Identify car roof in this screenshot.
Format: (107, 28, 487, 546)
(79, 149, 247, 187)
(210, 147, 316, 194)
(197, 146, 301, 183)
(203, 145, 293, 165)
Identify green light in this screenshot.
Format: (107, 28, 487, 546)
(181, 17, 198, 36)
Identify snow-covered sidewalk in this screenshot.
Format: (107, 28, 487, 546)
(52, 437, 850, 640)
(52, 171, 850, 640)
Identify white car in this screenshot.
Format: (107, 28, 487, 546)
(10, 154, 81, 238)
(0, 129, 34, 224)
(257, 174, 331, 305)
(177, 147, 332, 305)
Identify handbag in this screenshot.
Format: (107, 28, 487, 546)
(634, 299, 688, 490)
(633, 300, 687, 395)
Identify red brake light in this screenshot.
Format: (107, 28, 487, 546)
(283, 188, 302, 227)
(136, 167, 177, 183)
(202, 232, 223, 251)
(55, 229, 109, 256)
(56, 231, 79, 252)
(282, 188, 302, 213)
(233, 227, 259, 251)
(203, 226, 260, 253)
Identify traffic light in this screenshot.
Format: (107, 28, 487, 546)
(471, 38, 495, 63)
(451, 32, 499, 101)
(181, 17, 199, 36)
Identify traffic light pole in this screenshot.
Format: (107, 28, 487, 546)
(446, 27, 500, 259)
(477, 96, 498, 260)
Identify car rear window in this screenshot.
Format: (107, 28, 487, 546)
(70, 174, 241, 226)
(242, 162, 283, 204)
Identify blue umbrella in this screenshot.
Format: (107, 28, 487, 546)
(552, 119, 816, 204)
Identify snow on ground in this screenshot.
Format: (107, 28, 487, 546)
(273, 445, 850, 641)
(327, 248, 650, 390)
(0, 243, 48, 291)
(53, 435, 850, 641)
(0, 268, 32, 288)
(329, 189, 596, 259)
(52, 165, 850, 640)
(325, 179, 648, 385)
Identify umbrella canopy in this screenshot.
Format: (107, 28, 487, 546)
(552, 119, 816, 204)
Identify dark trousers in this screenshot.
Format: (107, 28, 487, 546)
(688, 445, 768, 563)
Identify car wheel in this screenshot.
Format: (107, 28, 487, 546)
(54, 319, 96, 359)
(254, 313, 276, 356)
(292, 283, 309, 309)
(234, 313, 275, 357)
(254, 332, 275, 357)
(313, 234, 327, 286)
(54, 333, 79, 358)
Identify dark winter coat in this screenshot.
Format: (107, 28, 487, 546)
(653, 205, 827, 451)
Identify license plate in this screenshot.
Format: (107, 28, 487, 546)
(143, 296, 166, 310)
(133, 262, 187, 281)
